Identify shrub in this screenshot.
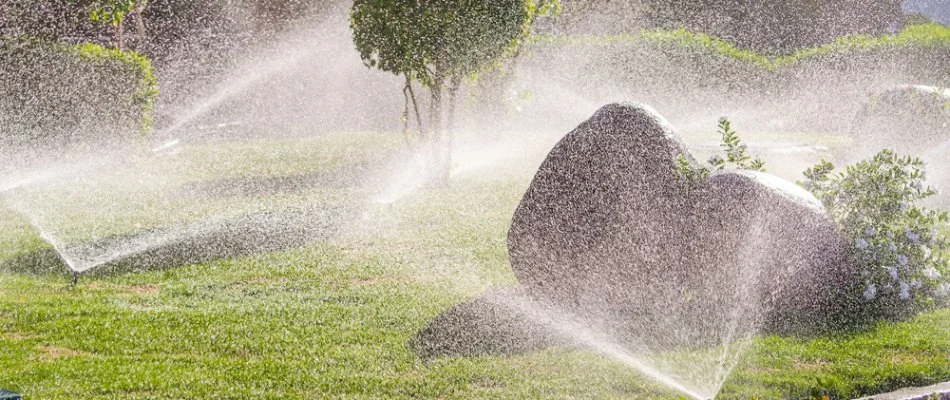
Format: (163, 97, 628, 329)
(675, 117, 764, 188)
(678, 119, 950, 321)
(801, 150, 950, 318)
(0, 36, 157, 148)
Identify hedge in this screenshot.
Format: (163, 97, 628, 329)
(529, 22, 950, 73)
(519, 23, 950, 132)
(0, 36, 158, 148)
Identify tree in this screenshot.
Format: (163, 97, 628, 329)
(80, 0, 149, 51)
(350, 0, 556, 182)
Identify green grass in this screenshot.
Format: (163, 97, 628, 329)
(1, 132, 949, 399)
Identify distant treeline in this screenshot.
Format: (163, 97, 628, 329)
(0, 0, 926, 57)
(539, 0, 916, 54)
(0, 0, 337, 61)
(517, 22, 949, 132)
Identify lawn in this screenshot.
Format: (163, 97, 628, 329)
(1, 131, 948, 399)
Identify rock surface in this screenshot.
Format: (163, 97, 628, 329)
(415, 102, 859, 360)
(409, 289, 570, 359)
(507, 102, 699, 313)
(508, 102, 856, 334)
(692, 170, 855, 332)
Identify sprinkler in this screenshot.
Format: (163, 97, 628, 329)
(70, 271, 79, 287)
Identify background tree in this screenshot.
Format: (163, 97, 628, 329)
(81, 0, 149, 51)
(350, 0, 556, 182)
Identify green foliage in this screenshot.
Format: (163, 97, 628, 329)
(88, 0, 141, 26)
(707, 117, 766, 172)
(531, 28, 773, 69)
(70, 0, 146, 27)
(526, 23, 949, 132)
(350, 0, 555, 181)
(675, 117, 764, 190)
(639, 28, 775, 69)
(674, 154, 709, 189)
(783, 23, 950, 63)
(532, 22, 950, 70)
(801, 150, 950, 315)
(0, 36, 158, 145)
(350, 0, 533, 89)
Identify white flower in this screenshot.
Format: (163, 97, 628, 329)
(899, 201, 909, 211)
(906, 230, 920, 244)
(889, 267, 900, 281)
(923, 247, 932, 259)
(865, 227, 877, 236)
(936, 284, 950, 297)
(863, 283, 877, 300)
(897, 254, 909, 266)
(911, 179, 924, 190)
(924, 267, 942, 280)
(856, 238, 869, 249)
(888, 243, 898, 251)
(911, 279, 922, 288)
(899, 281, 911, 300)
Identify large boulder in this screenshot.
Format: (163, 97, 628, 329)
(692, 170, 856, 332)
(508, 102, 856, 334)
(507, 102, 699, 313)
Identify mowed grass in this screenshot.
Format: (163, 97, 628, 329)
(1, 132, 949, 399)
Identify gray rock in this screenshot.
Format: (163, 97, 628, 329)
(508, 102, 857, 335)
(693, 170, 856, 332)
(409, 288, 571, 359)
(507, 102, 700, 313)
(416, 103, 861, 360)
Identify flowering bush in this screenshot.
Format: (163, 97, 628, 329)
(801, 150, 950, 315)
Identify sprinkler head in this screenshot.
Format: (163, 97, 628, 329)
(0, 389, 22, 400)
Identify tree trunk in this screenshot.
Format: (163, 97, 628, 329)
(404, 74, 425, 141)
(116, 20, 126, 51)
(444, 77, 461, 183)
(402, 80, 411, 144)
(134, 3, 148, 48)
(429, 72, 446, 184)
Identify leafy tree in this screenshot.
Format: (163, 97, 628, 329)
(350, 0, 556, 182)
(76, 0, 149, 51)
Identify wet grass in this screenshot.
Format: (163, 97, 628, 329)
(1, 132, 948, 399)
